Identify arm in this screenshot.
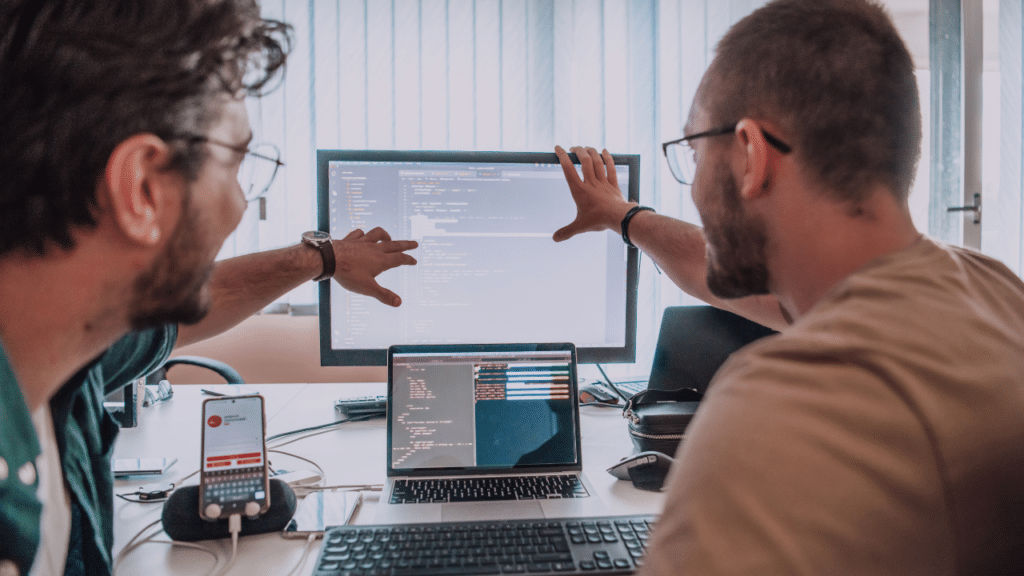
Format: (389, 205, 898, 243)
(554, 145, 788, 331)
(176, 227, 417, 348)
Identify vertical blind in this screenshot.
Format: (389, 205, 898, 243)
(217, 0, 1022, 373)
(224, 0, 750, 374)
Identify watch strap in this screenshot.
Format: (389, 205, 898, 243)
(310, 239, 335, 282)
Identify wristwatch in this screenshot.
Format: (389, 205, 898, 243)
(301, 231, 335, 282)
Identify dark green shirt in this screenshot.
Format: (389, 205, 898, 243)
(0, 325, 176, 576)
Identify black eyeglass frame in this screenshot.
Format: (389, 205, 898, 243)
(661, 123, 792, 185)
(169, 133, 285, 201)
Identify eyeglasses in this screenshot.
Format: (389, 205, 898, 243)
(171, 133, 285, 202)
(662, 123, 792, 185)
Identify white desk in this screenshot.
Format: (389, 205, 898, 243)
(112, 383, 664, 575)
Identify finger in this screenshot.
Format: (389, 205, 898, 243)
(362, 227, 392, 242)
(374, 285, 402, 307)
(552, 221, 582, 243)
(342, 229, 363, 240)
(585, 147, 606, 181)
(385, 252, 418, 267)
(572, 146, 596, 182)
(383, 240, 419, 254)
(554, 145, 583, 186)
(602, 149, 619, 189)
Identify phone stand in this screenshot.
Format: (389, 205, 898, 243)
(162, 478, 297, 541)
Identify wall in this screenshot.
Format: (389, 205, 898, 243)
(169, 314, 386, 384)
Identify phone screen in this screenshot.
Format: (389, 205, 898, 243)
(200, 395, 269, 520)
(282, 490, 362, 538)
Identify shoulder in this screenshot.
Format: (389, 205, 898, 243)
(0, 349, 42, 576)
(95, 325, 178, 396)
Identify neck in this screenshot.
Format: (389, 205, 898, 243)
(767, 185, 921, 320)
(0, 242, 137, 412)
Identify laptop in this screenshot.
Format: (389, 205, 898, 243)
(375, 343, 607, 524)
(598, 306, 779, 399)
(645, 305, 778, 393)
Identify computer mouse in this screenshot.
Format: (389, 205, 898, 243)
(606, 451, 675, 491)
(579, 383, 619, 405)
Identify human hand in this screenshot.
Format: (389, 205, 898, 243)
(332, 227, 418, 307)
(552, 145, 633, 242)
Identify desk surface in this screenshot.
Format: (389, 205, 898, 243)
(112, 383, 664, 575)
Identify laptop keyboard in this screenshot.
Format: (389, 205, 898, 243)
(311, 514, 657, 575)
(390, 475, 589, 504)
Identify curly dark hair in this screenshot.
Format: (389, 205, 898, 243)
(0, 0, 292, 256)
(700, 0, 921, 206)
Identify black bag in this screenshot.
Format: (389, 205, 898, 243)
(622, 388, 704, 455)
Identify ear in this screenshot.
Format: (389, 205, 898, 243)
(101, 134, 177, 247)
(733, 119, 772, 201)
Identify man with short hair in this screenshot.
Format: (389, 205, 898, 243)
(555, 0, 1024, 573)
(0, 2, 416, 575)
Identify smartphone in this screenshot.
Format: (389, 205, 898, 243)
(199, 395, 270, 521)
(112, 457, 177, 478)
(282, 490, 362, 538)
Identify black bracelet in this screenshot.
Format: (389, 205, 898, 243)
(620, 205, 655, 248)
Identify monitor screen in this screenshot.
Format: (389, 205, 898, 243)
(316, 149, 640, 366)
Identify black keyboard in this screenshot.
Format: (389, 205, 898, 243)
(311, 514, 657, 576)
(390, 475, 589, 504)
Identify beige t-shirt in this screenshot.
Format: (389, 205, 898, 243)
(642, 237, 1024, 576)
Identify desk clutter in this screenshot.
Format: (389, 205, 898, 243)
(114, 377, 668, 575)
(311, 514, 658, 576)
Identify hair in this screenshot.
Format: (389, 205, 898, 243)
(0, 0, 292, 256)
(699, 0, 921, 206)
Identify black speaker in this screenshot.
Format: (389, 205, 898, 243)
(161, 479, 297, 541)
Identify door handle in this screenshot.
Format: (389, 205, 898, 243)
(947, 192, 981, 224)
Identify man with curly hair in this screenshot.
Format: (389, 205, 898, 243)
(0, 2, 416, 574)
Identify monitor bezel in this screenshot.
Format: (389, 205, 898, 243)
(316, 149, 640, 366)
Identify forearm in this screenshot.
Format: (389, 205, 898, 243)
(628, 211, 790, 331)
(175, 243, 318, 348)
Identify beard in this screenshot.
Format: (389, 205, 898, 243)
(700, 160, 771, 299)
(128, 191, 215, 330)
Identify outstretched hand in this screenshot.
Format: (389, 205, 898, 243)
(333, 227, 418, 307)
(552, 145, 633, 242)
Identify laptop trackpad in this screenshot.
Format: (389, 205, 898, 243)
(442, 501, 544, 522)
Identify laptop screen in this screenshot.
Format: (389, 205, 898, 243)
(387, 343, 581, 476)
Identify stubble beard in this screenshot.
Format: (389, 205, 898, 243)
(128, 190, 215, 330)
(702, 160, 771, 300)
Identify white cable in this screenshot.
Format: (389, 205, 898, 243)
(173, 468, 200, 488)
(211, 514, 242, 576)
(137, 541, 221, 576)
(114, 517, 162, 570)
(267, 420, 384, 450)
(114, 518, 221, 576)
(284, 533, 318, 576)
(303, 484, 382, 492)
(267, 449, 326, 485)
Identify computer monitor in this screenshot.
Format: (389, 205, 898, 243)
(316, 149, 640, 366)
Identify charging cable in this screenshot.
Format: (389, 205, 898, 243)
(284, 534, 318, 576)
(212, 513, 242, 576)
(114, 518, 220, 576)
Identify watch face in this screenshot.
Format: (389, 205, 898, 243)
(303, 230, 330, 243)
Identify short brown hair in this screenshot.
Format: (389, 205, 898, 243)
(700, 0, 921, 205)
